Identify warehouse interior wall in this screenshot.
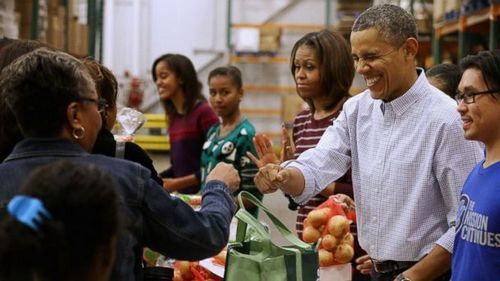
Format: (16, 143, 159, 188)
(102, 0, 335, 88)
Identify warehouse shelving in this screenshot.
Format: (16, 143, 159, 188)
(433, 3, 500, 64)
(18, 0, 104, 60)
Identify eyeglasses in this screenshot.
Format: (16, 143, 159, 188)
(77, 97, 108, 113)
(352, 47, 400, 68)
(455, 89, 500, 104)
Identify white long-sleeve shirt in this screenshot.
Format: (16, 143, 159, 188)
(285, 70, 483, 261)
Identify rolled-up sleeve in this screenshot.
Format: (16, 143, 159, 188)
(432, 116, 483, 253)
(282, 108, 352, 204)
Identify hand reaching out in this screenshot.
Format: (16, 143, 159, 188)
(280, 122, 295, 162)
(331, 193, 355, 213)
(247, 123, 295, 168)
(163, 178, 179, 192)
(247, 133, 280, 168)
(206, 162, 241, 193)
(253, 163, 291, 194)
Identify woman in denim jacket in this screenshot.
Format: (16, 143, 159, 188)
(0, 48, 240, 281)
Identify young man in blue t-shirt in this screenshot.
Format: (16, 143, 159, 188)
(452, 50, 500, 281)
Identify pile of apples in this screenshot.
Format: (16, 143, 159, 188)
(302, 207, 355, 267)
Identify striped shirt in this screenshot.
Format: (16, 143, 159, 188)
(285, 69, 484, 261)
(292, 109, 353, 237)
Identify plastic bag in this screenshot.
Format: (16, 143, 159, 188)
(116, 106, 145, 136)
(302, 196, 355, 267)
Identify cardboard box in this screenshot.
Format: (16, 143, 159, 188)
(233, 27, 259, 52)
(259, 35, 280, 52)
(15, 0, 32, 39)
(260, 26, 281, 37)
(433, 0, 446, 22)
(78, 23, 88, 55)
(445, 0, 462, 13)
(259, 27, 281, 52)
(67, 0, 77, 17)
(67, 18, 78, 53)
(3, 0, 15, 11)
(68, 17, 90, 55)
(47, 0, 61, 11)
(47, 14, 64, 49)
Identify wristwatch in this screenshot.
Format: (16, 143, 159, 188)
(395, 273, 412, 281)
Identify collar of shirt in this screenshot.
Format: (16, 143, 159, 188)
(380, 68, 428, 117)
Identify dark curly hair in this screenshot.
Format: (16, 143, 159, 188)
(0, 49, 94, 138)
(0, 40, 50, 161)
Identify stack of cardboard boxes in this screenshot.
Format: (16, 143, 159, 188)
(444, 0, 462, 21)
(12, 0, 88, 56)
(15, 0, 47, 40)
(0, 0, 18, 38)
(46, 0, 65, 50)
(334, 0, 372, 34)
(67, 0, 88, 56)
(259, 26, 281, 53)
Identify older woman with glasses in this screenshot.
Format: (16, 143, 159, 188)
(0, 39, 49, 161)
(0, 48, 240, 281)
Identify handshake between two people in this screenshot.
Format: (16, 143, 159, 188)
(247, 132, 304, 197)
(246, 133, 354, 209)
(207, 131, 292, 195)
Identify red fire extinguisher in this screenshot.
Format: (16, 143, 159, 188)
(127, 77, 143, 109)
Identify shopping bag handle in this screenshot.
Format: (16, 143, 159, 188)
(234, 192, 309, 281)
(235, 209, 270, 241)
(234, 209, 305, 281)
(236, 191, 312, 250)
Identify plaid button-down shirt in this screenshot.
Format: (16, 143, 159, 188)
(286, 69, 483, 261)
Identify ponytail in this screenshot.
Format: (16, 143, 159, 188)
(0, 161, 119, 281)
(0, 197, 70, 281)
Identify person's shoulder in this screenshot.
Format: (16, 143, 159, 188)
(293, 108, 312, 124)
(240, 118, 256, 134)
(196, 100, 214, 112)
(195, 101, 218, 119)
(423, 85, 461, 123)
(236, 119, 256, 142)
(341, 91, 373, 115)
(206, 123, 220, 136)
(84, 153, 147, 174)
(345, 90, 370, 105)
(125, 141, 152, 159)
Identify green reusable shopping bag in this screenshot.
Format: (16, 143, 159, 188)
(224, 191, 319, 281)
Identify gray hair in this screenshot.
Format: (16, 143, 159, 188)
(0, 48, 95, 137)
(352, 4, 417, 46)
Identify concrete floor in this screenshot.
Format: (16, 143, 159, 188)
(149, 152, 298, 246)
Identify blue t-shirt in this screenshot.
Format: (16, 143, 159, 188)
(452, 160, 500, 281)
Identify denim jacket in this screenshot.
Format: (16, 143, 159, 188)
(0, 138, 236, 281)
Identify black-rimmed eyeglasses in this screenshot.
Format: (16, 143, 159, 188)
(77, 97, 108, 113)
(455, 89, 500, 104)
